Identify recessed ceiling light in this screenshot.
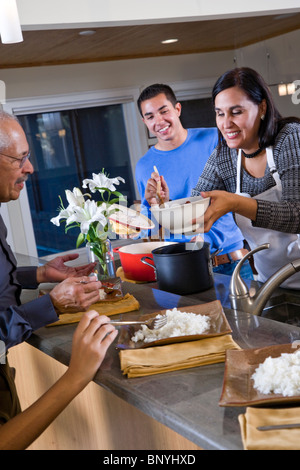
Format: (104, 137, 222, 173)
(161, 38, 178, 44)
(78, 30, 96, 36)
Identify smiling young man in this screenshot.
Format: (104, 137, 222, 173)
(136, 84, 219, 216)
(139, 89, 188, 150)
(135, 83, 253, 278)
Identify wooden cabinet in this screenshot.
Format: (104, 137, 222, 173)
(9, 342, 201, 450)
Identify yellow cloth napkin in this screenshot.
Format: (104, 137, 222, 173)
(239, 406, 300, 450)
(116, 266, 148, 284)
(119, 334, 239, 378)
(47, 293, 140, 326)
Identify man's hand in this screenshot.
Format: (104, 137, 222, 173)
(37, 254, 97, 284)
(49, 276, 102, 312)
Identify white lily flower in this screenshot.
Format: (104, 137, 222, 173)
(82, 172, 125, 193)
(65, 187, 85, 208)
(50, 206, 74, 226)
(67, 199, 107, 234)
(50, 171, 126, 266)
(51, 188, 86, 226)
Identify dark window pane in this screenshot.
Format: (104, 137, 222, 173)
(19, 104, 135, 257)
(180, 97, 216, 128)
(75, 105, 135, 205)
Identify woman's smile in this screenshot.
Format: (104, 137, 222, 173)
(215, 86, 265, 153)
(226, 130, 241, 139)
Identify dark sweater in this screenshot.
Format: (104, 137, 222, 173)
(192, 122, 300, 234)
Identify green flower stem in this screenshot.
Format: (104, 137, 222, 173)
(89, 241, 110, 277)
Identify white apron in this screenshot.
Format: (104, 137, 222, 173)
(235, 146, 300, 289)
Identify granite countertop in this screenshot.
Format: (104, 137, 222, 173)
(23, 271, 300, 450)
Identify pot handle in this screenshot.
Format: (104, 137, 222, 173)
(141, 256, 156, 273)
(113, 246, 121, 253)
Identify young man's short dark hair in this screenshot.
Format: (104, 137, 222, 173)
(137, 83, 178, 116)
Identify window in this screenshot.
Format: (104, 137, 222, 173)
(18, 104, 135, 257)
(180, 97, 216, 128)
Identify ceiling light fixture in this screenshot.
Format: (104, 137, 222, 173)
(278, 82, 296, 96)
(0, 0, 23, 44)
(79, 30, 96, 36)
(161, 38, 178, 44)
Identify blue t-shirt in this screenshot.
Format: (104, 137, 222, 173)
(135, 128, 244, 254)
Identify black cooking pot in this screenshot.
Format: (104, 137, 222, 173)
(141, 242, 213, 295)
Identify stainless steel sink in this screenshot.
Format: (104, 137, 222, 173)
(261, 293, 300, 326)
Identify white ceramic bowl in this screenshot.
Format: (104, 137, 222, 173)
(150, 196, 210, 234)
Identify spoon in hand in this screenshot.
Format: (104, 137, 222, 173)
(153, 166, 165, 207)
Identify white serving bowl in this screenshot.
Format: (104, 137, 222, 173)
(150, 196, 210, 234)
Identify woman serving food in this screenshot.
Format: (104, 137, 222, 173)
(148, 67, 300, 288)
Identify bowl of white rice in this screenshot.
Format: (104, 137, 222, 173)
(252, 349, 300, 397)
(131, 308, 211, 344)
(116, 300, 231, 349)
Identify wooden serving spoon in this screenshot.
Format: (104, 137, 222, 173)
(153, 166, 165, 207)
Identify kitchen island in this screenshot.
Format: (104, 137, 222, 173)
(10, 262, 300, 450)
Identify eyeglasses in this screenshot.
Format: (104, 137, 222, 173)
(0, 150, 31, 168)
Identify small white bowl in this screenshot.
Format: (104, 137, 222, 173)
(150, 196, 210, 234)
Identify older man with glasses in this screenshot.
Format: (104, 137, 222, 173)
(0, 150, 31, 167)
(0, 111, 115, 439)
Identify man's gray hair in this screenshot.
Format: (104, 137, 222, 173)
(0, 110, 19, 152)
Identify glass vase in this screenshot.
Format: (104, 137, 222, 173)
(86, 239, 115, 280)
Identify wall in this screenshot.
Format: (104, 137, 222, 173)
(16, 0, 300, 29)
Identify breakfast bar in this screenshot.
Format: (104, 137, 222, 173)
(11, 262, 300, 450)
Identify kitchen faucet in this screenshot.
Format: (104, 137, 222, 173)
(229, 243, 300, 316)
